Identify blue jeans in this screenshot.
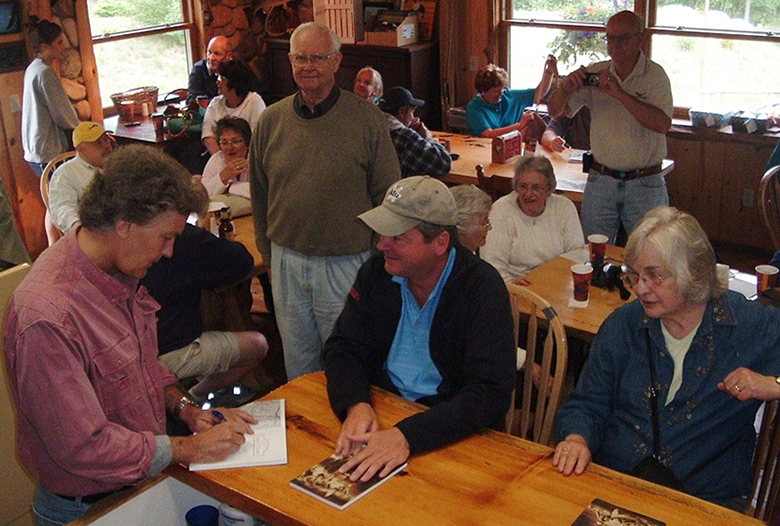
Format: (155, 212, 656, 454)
(580, 170, 668, 244)
(33, 486, 92, 525)
(27, 161, 46, 178)
(270, 243, 369, 380)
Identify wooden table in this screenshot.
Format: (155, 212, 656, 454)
(104, 105, 182, 145)
(523, 245, 631, 341)
(167, 372, 759, 525)
(433, 132, 675, 205)
(234, 215, 263, 267)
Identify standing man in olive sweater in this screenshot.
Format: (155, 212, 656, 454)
(249, 22, 400, 380)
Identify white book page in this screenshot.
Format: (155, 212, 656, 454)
(189, 399, 287, 471)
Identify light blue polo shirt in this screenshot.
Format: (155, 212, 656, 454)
(466, 88, 535, 137)
(385, 248, 456, 401)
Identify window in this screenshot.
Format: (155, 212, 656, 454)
(88, 0, 196, 110)
(503, 0, 780, 114)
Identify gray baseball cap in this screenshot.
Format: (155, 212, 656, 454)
(359, 176, 458, 237)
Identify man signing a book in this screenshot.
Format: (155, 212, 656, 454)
(324, 176, 515, 482)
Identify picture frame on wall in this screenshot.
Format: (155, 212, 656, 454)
(363, 1, 395, 24)
(0, 0, 20, 35)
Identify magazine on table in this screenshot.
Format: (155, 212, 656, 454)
(571, 498, 665, 526)
(290, 453, 407, 510)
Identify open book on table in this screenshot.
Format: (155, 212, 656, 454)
(189, 399, 287, 471)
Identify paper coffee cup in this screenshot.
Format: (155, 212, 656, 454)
(571, 263, 593, 302)
(588, 234, 609, 267)
(756, 265, 779, 297)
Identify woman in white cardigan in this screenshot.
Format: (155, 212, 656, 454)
(482, 156, 584, 284)
(202, 60, 265, 155)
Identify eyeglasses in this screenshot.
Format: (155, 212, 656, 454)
(516, 183, 548, 194)
(621, 270, 671, 289)
(218, 138, 245, 147)
(288, 52, 337, 67)
(603, 32, 641, 44)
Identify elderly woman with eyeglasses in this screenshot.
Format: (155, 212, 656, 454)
(201, 117, 252, 199)
(553, 206, 780, 510)
(450, 184, 492, 254)
(482, 156, 583, 284)
(353, 66, 383, 104)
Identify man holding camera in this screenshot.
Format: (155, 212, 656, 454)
(548, 10, 672, 243)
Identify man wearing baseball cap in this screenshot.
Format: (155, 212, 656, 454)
(48, 121, 113, 234)
(324, 176, 514, 482)
(379, 86, 451, 178)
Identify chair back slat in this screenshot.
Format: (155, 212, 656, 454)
(506, 284, 568, 446)
(748, 400, 780, 521)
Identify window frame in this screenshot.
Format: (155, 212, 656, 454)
(89, 0, 202, 114)
(499, 0, 780, 118)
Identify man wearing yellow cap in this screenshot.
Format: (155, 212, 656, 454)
(49, 121, 114, 234)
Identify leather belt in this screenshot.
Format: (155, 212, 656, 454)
(591, 160, 662, 181)
(55, 488, 122, 505)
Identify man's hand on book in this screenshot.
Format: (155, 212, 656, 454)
(336, 402, 380, 457)
(338, 427, 410, 483)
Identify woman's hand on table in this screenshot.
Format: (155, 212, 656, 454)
(553, 434, 591, 476)
(220, 158, 248, 185)
(513, 274, 531, 286)
(718, 367, 780, 401)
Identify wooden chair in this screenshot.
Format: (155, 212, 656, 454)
(758, 165, 780, 251)
(747, 400, 780, 521)
(506, 283, 568, 446)
(476, 164, 514, 202)
(40, 151, 76, 246)
(0, 263, 35, 525)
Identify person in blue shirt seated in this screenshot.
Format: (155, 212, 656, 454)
(553, 206, 780, 510)
(466, 57, 557, 138)
(324, 176, 515, 483)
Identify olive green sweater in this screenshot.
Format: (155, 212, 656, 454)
(250, 89, 400, 263)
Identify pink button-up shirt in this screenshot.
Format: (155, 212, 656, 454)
(3, 230, 177, 497)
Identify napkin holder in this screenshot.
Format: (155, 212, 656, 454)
(492, 130, 522, 164)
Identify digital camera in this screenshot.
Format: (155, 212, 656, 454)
(584, 72, 600, 86)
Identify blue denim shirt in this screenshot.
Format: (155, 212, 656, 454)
(556, 290, 780, 505)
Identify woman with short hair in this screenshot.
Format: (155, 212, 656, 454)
(482, 156, 583, 284)
(554, 206, 780, 509)
(450, 184, 492, 254)
(202, 60, 266, 155)
(466, 58, 557, 138)
(201, 117, 252, 199)
(353, 66, 383, 104)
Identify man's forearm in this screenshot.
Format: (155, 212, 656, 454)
(616, 91, 671, 134)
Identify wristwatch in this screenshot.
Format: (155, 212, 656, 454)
(173, 395, 200, 419)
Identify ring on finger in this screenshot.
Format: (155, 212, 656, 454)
(734, 384, 742, 393)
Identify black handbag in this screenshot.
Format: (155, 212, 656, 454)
(629, 331, 687, 493)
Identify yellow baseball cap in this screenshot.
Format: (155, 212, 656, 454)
(72, 122, 106, 148)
